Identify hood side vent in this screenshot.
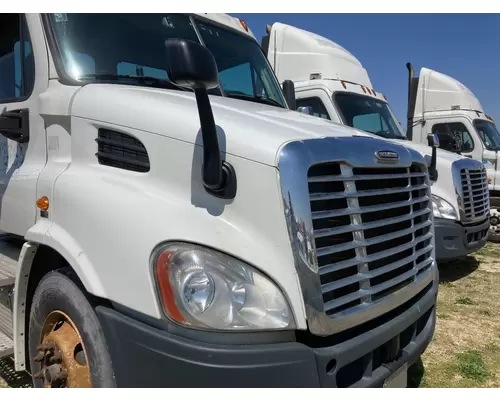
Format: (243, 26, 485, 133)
(95, 129, 150, 173)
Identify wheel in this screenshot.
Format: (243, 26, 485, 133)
(28, 268, 116, 388)
(489, 197, 500, 243)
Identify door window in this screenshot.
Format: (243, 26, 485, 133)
(0, 14, 34, 102)
(432, 122, 474, 153)
(296, 96, 331, 120)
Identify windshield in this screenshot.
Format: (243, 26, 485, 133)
(46, 13, 287, 108)
(473, 119, 500, 151)
(334, 92, 407, 140)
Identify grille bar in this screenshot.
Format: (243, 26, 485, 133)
(319, 232, 433, 276)
(309, 172, 426, 183)
(323, 264, 430, 313)
(321, 245, 433, 293)
(312, 196, 430, 220)
(310, 183, 428, 201)
(313, 208, 431, 239)
(316, 219, 432, 257)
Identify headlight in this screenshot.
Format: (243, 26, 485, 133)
(432, 195, 457, 220)
(154, 243, 295, 331)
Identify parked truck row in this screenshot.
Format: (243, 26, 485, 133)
(261, 22, 490, 262)
(0, 12, 487, 388)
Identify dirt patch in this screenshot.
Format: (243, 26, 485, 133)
(411, 242, 500, 388)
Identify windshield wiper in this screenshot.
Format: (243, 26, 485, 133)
(225, 93, 284, 108)
(370, 129, 407, 140)
(77, 73, 189, 91)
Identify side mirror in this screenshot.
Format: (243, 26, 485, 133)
(0, 108, 30, 143)
(297, 106, 313, 115)
(165, 38, 236, 199)
(165, 38, 219, 90)
(426, 133, 439, 182)
(282, 80, 296, 110)
(434, 132, 461, 153)
(427, 133, 440, 148)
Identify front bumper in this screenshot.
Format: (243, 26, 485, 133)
(434, 217, 489, 262)
(96, 279, 437, 388)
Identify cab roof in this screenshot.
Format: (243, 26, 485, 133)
(267, 22, 372, 88)
(414, 67, 484, 117)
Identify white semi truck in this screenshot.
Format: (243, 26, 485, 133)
(405, 65, 500, 242)
(0, 13, 438, 388)
(261, 22, 490, 261)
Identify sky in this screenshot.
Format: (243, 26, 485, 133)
(230, 13, 500, 126)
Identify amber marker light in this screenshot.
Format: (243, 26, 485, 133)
(36, 196, 49, 211)
(156, 250, 185, 323)
(239, 19, 249, 32)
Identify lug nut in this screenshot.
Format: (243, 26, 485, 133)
(33, 351, 45, 362)
(49, 354, 62, 364)
(37, 342, 55, 352)
(55, 370, 68, 381)
(33, 370, 44, 380)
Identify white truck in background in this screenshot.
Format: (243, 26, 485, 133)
(261, 22, 490, 261)
(405, 65, 500, 242)
(0, 13, 438, 388)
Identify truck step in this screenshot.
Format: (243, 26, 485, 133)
(0, 239, 19, 358)
(0, 301, 13, 358)
(0, 240, 20, 288)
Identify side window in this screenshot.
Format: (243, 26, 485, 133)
(0, 14, 34, 102)
(296, 97, 331, 120)
(432, 122, 474, 153)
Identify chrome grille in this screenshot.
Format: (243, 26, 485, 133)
(308, 162, 434, 317)
(460, 167, 489, 222)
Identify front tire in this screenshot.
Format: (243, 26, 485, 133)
(488, 197, 500, 243)
(28, 268, 116, 388)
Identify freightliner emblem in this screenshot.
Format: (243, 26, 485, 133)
(375, 150, 399, 162)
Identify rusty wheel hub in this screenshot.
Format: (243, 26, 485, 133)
(33, 311, 91, 388)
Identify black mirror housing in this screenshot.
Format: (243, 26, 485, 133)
(282, 80, 296, 110)
(165, 38, 219, 91)
(426, 133, 439, 182)
(427, 133, 440, 148)
(0, 108, 30, 143)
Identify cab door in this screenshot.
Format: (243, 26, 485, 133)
(0, 13, 48, 235)
(428, 117, 483, 161)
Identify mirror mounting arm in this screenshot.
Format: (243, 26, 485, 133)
(194, 88, 237, 199)
(0, 108, 30, 143)
(427, 133, 439, 182)
(194, 88, 222, 190)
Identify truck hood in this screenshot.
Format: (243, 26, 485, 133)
(70, 84, 376, 166)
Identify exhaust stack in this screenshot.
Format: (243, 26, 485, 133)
(406, 62, 418, 141)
